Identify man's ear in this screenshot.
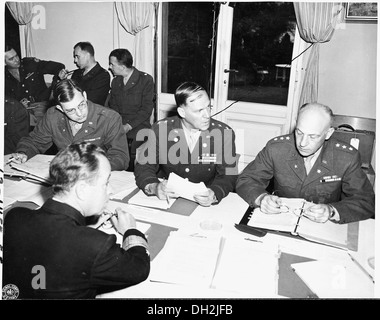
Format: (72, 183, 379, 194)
(325, 127, 335, 140)
(75, 180, 88, 201)
(177, 106, 185, 118)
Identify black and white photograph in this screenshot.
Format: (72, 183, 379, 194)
(0, 0, 378, 306)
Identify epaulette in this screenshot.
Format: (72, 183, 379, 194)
(334, 142, 356, 153)
(210, 120, 231, 130)
(270, 134, 292, 143)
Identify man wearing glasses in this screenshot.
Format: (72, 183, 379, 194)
(236, 103, 375, 224)
(11, 79, 129, 171)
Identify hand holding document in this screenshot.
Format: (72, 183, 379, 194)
(166, 172, 208, 202)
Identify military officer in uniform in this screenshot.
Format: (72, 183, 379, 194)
(134, 82, 238, 206)
(5, 45, 65, 124)
(108, 48, 155, 172)
(236, 102, 375, 224)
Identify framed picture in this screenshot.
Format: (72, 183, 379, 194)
(345, 2, 377, 21)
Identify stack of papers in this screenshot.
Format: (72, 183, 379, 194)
(149, 231, 222, 288)
(4, 154, 54, 184)
(291, 258, 374, 298)
(212, 237, 280, 297)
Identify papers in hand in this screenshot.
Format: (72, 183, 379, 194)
(166, 172, 208, 202)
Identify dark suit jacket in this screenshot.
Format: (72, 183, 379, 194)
(3, 199, 150, 299)
(71, 62, 110, 106)
(236, 134, 375, 224)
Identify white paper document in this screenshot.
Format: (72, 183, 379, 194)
(149, 232, 222, 288)
(166, 172, 208, 202)
(8, 154, 54, 184)
(128, 189, 176, 209)
(211, 237, 280, 297)
(291, 258, 374, 298)
(109, 171, 138, 200)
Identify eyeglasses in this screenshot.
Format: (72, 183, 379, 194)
(62, 100, 87, 116)
(279, 201, 313, 221)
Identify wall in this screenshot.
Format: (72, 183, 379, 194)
(30, 1, 135, 82)
(318, 21, 377, 119)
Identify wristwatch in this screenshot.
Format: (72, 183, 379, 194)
(328, 204, 336, 220)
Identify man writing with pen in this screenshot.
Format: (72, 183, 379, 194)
(134, 82, 239, 207)
(236, 103, 375, 224)
(10, 79, 129, 171)
(3, 142, 150, 299)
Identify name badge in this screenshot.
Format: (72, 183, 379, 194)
(198, 153, 217, 163)
(320, 175, 342, 183)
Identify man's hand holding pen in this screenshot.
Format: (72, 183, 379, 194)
(58, 69, 75, 80)
(9, 152, 28, 164)
(303, 204, 333, 223)
(110, 207, 137, 235)
(155, 179, 178, 202)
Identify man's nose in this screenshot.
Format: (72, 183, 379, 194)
(300, 134, 309, 146)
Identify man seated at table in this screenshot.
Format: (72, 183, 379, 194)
(134, 81, 238, 206)
(11, 79, 129, 171)
(3, 142, 150, 299)
(236, 102, 375, 224)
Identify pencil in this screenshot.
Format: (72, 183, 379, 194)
(348, 253, 374, 284)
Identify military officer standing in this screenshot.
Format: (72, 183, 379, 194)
(5, 45, 65, 124)
(236, 102, 375, 224)
(134, 82, 238, 206)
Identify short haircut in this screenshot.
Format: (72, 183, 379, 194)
(5, 44, 14, 53)
(53, 79, 83, 104)
(174, 82, 207, 108)
(299, 102, 334, 127)
(50, 142, 106, 194)
(109, 48, 133, 68)
(74, 41, 95, 56)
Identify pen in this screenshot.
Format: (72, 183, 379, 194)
(244, 237, 263, 243)
(5, 157, 14, 165)
(166, 194, 170, 205)
(348, 253, 374, 284)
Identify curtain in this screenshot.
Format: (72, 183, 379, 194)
(114, 2, 155, 75)
(294, 2, 344, 108)
(6, 2, 36, 57)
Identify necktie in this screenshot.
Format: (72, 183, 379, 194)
(304, 156, 313, 175)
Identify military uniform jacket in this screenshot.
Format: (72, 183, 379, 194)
(71, 62, 110, 106)
(236, 134, 375, 224)
(4, 97, 30, 155)
(108, 67, 155, 140)
(3, 199, 150, 299)
(134, 115, 239, 202)
(16, 101, 129, 171)
(5, 57, 65, 102)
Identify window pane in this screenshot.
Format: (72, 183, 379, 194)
(228, 2, 296, 105)
(162, 2, 216, 94)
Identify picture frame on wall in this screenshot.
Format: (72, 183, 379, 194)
(345, 2, 377, 21)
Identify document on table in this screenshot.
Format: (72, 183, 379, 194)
(291, 258, 375, 298)
(7, 154, 54, 184)
(109, 170, 138, 200)
(149, 231, 222, 288)
(166, 172, 208, 202)
(211, 236, 280, 297)
(128, 189, 176, 210)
